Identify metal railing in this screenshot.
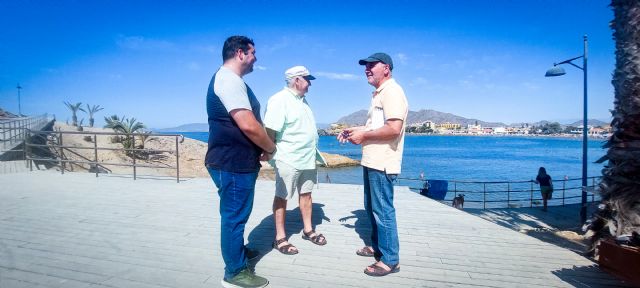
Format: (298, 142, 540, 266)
(400, 176, 601, 209)
(1, 114, 50, 154)
(24, 129, 184, 182)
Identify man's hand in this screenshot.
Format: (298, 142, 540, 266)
(347, 129, 366, 145)
(337, 129, 351, 143)
(259, 151, 273, 162)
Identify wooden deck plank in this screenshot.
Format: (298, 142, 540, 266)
(0, 171, 629, 287)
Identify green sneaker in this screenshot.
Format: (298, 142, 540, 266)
(221, 268, 269, 288)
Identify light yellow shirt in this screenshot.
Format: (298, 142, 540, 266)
(263, 87, 324, 170)
(361, 78, 408, 174)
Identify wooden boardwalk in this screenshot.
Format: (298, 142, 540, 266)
(0, 171, 627, 287)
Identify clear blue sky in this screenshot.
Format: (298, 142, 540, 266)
(0, 0, 615, 128)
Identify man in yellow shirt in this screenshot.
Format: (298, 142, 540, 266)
(338, 53, 408, 277)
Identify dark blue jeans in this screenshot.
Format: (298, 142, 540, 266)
(363, 166, 400, 266)
(207, 167, 258, 280)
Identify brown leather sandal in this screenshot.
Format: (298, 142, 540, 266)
(302, 230, 327, 246)
(272, 238, 298, 255)
(356, 246, 375, 257)
(364, 263, 400, 277)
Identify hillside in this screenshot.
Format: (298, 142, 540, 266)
(334, 109, 608, 128)
(336, 109, 506, 127)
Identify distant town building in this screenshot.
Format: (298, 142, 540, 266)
(438, 122, 461, 130)
(467, 123, 482, 134)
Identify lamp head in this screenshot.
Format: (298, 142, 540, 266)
(545, 65, 566, 77)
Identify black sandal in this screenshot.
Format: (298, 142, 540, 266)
(302, 230, 327, 246)
(272, 238, 298, 255)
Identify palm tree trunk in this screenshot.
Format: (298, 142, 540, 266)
(587, 0, 640, 254)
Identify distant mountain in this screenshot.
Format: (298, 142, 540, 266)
(336, 110, 369, 126)
(408, 109, 506, 127)
(335, 109, 506, 127)
(510, 119, 610, 128)
(568, 119, 609, 127)
(153, 123, 208, 132)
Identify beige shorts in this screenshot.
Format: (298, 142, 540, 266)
(274, 160, 317, 200)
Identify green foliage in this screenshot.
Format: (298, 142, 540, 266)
(103, 115, 147, 158)
(86, 104, 104, 127)
(63, 101, 86, 127)
(563, 125, 579, 134)
(405, 124, 434, 134)
(530, 122, 563, 135)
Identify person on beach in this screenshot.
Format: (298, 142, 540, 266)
(263, 65, 328, 255)
(337, 52, 408, 277)
(534, 167, 553, 212)
(205, 35, 274, 288)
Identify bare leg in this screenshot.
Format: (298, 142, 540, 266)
(273, 196, 288, 240)
(299, 193, 313, 233)
(273, 196, 299, 253)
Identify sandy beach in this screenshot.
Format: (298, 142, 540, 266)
(51, 123, 359, 180)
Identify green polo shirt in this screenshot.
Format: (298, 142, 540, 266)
(264, 87, 324, 170)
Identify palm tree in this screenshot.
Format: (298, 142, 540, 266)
(103, 114, 124, 129)
(103, 116, 146, 157)
(585, 0, 640, 255)
(86, 104, 104, 127)
(63, 101, 85, 127)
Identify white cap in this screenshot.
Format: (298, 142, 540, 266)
(285, 66, 316, 80)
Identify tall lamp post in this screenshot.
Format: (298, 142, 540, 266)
(16, 83, 22, 116)
(545, 35, 588, 223)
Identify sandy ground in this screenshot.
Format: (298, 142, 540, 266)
(52, 123, 358, 180)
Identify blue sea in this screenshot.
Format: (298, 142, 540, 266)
(175, 132, 606, 183)
(172, 132, 607, 207)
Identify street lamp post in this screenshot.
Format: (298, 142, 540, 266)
(16, 83, 22, 116)
(545, 35, 588, 223)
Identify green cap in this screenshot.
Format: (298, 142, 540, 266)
(359, 52, 393, 70)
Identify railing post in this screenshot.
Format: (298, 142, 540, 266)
(94, 134, 98, 178)
(454, 181, 457, 198)
(175, 136, 180, 183)
(507, 182, 510, 208)
(22, 128, 27, 162)
(59, 132, 65, 175)
(530, 181, 533, 208)
(483, 183, 486, 209)
(26, 129, 32, 171)
(562, 179, 566, 206)
(132, 135, 137, 180)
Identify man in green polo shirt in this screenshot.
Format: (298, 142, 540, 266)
(263, 66, 327, 255)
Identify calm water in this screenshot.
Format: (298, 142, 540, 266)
(175, 132, 606, 185)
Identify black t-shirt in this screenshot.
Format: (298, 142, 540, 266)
(536, 174, 552, 186)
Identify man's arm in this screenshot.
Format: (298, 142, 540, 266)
(266, 128, 276, 142)
(230, 109, 276, 153)
(346, 119, 403, 145)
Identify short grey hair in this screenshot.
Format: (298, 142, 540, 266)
(286, 77, 296, 88)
